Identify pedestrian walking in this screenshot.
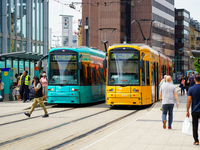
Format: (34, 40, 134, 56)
(186, 74, 200, 145)
(40, 73, 47, 100)
(159, 75, 167, 87)
(180, 76, 185, 96)
(188, 72, 195, 88)
(18, 71, 30, 103)
(24, 76, 49, 118)
(159, 76, 179, 129)
(185, 72, 190, 95)
(12, 73, 20, 101)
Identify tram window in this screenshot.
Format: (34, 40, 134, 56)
(92, 67, 96, 85)
(142, 61, 145, 86)
(146, 61, 150, 86)
(80, 63, 91, 85)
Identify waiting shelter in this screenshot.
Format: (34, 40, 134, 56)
(0, 51, 44, 101)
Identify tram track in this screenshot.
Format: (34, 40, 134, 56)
(0, 108, 111, 147)
(0, 107, 75, 126)
(45, 110, 139, 150)
(0, 104, 57, 118)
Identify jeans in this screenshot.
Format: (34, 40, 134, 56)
(162, 104, 174, 128)
(180, 84, 185, 95)
(192, 112, 200, 142)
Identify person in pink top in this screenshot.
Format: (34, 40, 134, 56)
(40, 73, 47, 100)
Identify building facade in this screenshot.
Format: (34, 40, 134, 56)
(190, 19, 200, 71)
(82, 0, 131, 51)
(131, 0, 175, 59)
(0, 0, 49, 78)
(82, 0, 174, 58)
(175, 9, 190, 73)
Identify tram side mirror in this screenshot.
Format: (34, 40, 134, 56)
(140, 60, 144, 69)
(103, 59, 107, 68)
(38, 61, 42, 70)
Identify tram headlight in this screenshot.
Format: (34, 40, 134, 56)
(72, 88, 74, 91)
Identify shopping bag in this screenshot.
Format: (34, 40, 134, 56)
(182, 117, 192, 136)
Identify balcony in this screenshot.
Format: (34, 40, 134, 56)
(197, 37, 200, 41)
(191, 45, 195, 49)
(196, 47, 200, 50)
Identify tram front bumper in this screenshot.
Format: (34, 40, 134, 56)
(47, 92, 80, 104)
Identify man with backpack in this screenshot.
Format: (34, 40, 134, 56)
(24, 76, 49, 118)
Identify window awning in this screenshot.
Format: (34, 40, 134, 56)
(0, 51, 44, 61)
(191, 50, 200, 58)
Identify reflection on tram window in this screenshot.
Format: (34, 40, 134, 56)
(108, 52, 139, 85)
(49, 54, 78, 85)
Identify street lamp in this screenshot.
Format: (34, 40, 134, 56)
(161, 43, 165, 54)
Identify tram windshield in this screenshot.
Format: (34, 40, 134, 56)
(49, 54, 78, 85)
(108, 51, 140, 86)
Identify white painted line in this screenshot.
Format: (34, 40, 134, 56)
(80, 103, 157, 150)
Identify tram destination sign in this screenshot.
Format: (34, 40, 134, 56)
(51, 54, 77, 61)
(111, 52, 139, 60)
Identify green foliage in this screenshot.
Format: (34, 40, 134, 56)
(194, 57, 200, 74)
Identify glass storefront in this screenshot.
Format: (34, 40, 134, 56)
(30, 62, 34, 80)
(19, 61, 24, 73)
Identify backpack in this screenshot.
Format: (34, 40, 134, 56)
(189, 76, 195, 87)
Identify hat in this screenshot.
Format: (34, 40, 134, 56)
(42, 73, 46, 76)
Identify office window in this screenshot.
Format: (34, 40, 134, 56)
(37, 44, 40, 53)
(17, 0, 21, 36)
(178, 11, 182, 16)
(32, 43, 36, 53)
(11, 39, 16, 52)
(17, 40, 21, 51)
(41, 45, 44, 54)
(6, 60, 11, 68)
(22, 41, 27, 51)
(22, 0, 27, 38)
(0, 37, 2, 54)
(32, 0, 36, 40)
(11, 0, 16, 35)
(7, 1, 10, 33)
(37, 0, 40, 40)
(0, 1, 2, 32)
(41, 0, 44, 41)
(183, 21, 189, 27)
(184, 12, 189, 18)
(7, 39, 10, 53)
(183, 29, 189, 36)
(175, 21, 177, 25)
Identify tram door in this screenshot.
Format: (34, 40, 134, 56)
(155, 63, 159, 101)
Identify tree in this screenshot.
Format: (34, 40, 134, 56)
(194, 57, 200, 73)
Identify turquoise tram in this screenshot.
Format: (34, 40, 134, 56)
(44, 47, 106, 104)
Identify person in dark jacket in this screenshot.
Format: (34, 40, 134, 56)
(185, 72, 190, 95)
(24, 76, 49, 118)
(188, 72, 195, 88)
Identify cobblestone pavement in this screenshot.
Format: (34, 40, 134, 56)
(1, 85, 197, 150)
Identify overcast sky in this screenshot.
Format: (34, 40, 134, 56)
(49, 0, 200, 38)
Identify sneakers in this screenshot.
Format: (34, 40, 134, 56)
(168, 127, 172, 129)
(163, 120, 166, 129)
(24, 112, 30, 117)
(42, 114, 49, 118)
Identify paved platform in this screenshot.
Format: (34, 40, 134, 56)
(1, 84, 195, 150)
(66, 88, 196, 150)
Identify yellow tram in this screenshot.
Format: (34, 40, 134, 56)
(105, 44, 173, 106)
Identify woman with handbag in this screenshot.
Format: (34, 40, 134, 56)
(180, 76, 185, 96)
